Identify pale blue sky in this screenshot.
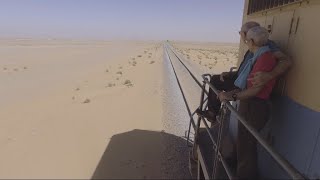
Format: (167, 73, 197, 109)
(0, 0, 245, 42)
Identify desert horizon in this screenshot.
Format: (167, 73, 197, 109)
(1, 0, 318, 179)
(0, 0, 245, 178)
(0, 38, 238, 178)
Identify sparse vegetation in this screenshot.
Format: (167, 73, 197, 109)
(106, 83, 115, 87)
(123, 80, 133, 87)
(83, 99, 90, 104)
(116, 71, 122, 75)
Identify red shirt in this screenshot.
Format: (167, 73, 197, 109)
(247, 52, 277, 100)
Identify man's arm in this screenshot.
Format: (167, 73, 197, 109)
(270, 51, 292, 79)
(218, 86, 263, 101)
(251, 51, 292, 87)
(236, 86, 263, 100)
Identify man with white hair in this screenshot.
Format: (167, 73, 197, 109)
(217, 26, 277, 178)
(196, 21, 291, 123)
(195, 21, 292, 178)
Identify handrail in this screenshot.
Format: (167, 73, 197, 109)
(201, 113, 234, 179)
(166, 43, 305, 179)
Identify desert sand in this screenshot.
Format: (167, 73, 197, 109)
(0, 39, 238, 179)
(172, 41, 239, 75)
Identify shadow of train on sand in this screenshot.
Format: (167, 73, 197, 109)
(91, 129, 192, 179)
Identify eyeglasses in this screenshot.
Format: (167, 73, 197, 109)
(244, 38, 254, 44)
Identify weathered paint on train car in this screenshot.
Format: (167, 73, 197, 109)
(239, 0, 320, 111)
(232, 0, 320, 178)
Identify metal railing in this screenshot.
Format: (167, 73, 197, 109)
(164, 43, 305, 179)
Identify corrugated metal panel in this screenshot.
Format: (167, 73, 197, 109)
(247, 0, 303, 15)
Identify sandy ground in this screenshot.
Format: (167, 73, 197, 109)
(0, 39, 238, 179)
(171, 41, 239, 75)
(0, 39, 168, 179)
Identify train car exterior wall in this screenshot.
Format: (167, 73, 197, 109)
(231, 0, 320, 178)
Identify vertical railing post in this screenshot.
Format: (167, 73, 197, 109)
(192, 81, 207, 160)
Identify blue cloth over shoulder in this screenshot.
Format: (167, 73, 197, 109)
(234, 46, 270, 89)
(238, 40, 279, 75)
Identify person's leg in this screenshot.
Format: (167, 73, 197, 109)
(207, 73, 237, 113)
(236, 98, 269, 179)
(237, 122, 257, 178)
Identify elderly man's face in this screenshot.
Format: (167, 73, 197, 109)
(245, 38, 255, 52)
(239, 31, 247, 42)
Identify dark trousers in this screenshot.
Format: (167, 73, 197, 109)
(236, 98, 269, 179)
(207, 73, 238, 113)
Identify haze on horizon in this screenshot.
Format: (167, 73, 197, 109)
(0, 0, 244, 43)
